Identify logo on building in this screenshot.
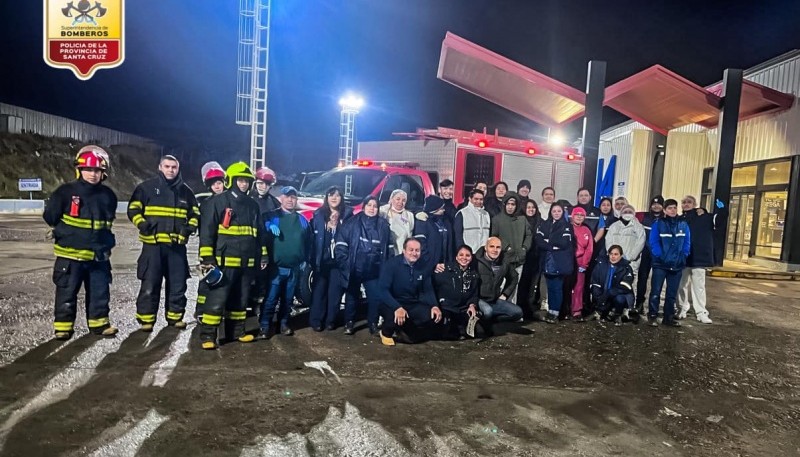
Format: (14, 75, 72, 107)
(43, 0, 125, 80)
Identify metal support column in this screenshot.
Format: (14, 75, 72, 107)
(581, 60, 606, 197)
(710, 69, 743, 266)
(782, 156, 800, 265)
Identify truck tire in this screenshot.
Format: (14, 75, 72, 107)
(295, 265, 313, 307)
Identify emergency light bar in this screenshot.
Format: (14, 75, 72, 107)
(354, 160, 373, 166)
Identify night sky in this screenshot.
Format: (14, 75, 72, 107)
(2, 0, 799, 174)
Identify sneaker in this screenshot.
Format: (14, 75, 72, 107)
(698, 314, 713, 324)
(622, 309, 630, 321)
(312, 325, 324, 332)
(572, 315, 585, 323)
(140, 323, 154, 333)
(238, 334, 255, 343)
(368, 323, 379, 335)
(648, 316, 659, 327)
(54, 331, 72, 341)
(171, 321, 187, 330)
(325, 324, 335, 331)
(662, 319, 681, 327)
(100, 326, 118, 337)
(201, 341, 217, 350)
(676, 310, 688, 320)
(587, 311, 600, 321)
(544, 314, 558, 324)
(380, 333, 395, 346)
(344, 321, 354, 335)
(613, 315, 622, 327)
(259, 327, 273, 340)
(280, 325, 294, 336)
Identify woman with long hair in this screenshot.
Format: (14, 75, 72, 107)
(433, 245, 481, 339)
(535, 203, 575, 324)
(334, 196, 392, 335)
(309, 187, 351, 331)
(517, 200, 541, 320)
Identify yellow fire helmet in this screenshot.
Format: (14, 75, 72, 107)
(225, 161, 255, 189)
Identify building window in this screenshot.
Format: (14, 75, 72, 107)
(763, 160, 791, 186)
(700, 168, 713, 209)
(754, 191, 787, 259)
(732, 165, 757, 188)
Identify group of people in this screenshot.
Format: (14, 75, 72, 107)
(43, 146, 724, 350)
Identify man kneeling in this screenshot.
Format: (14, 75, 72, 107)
(379, 238, 442, 346)
(475, 237, 524, 336)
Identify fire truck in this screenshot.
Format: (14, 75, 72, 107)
(358, 127, 585, 203)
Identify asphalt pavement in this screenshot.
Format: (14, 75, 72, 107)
(0, 216, 799, 456)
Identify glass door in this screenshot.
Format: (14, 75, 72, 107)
(726, 193, 755, 261)
(755, 191, 788, 259)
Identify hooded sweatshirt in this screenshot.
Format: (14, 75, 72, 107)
(490, 194, 532, 267)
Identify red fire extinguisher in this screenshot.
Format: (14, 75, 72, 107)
(70, 196, 81, 217)
(222, 208, 233, 228)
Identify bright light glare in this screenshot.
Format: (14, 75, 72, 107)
(339, 94, 365, 111)
(548, 132, 566, 147)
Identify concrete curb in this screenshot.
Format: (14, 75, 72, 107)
(708, 269, 800, 281)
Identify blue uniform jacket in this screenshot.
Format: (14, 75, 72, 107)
(649, 216, 691, 271)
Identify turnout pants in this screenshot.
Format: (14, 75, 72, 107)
(135, 243, 190, 325)
(52, 257, 112, 334)
(199, 266, 255, 342)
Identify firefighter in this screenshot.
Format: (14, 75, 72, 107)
(249, 166, 280, 314)
(128, 155, 200, 331)
(198, 162, 268, 349)
(43, 146, 119, 340)
(195, 161, 227, 320)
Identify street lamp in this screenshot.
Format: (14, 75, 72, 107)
(338, 93, 365, 196)
(547, 129, 566, 147)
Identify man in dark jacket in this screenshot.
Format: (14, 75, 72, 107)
(128, 155, 200, 331)
(475, 237, 524, 334)
(259, 186, 312, 337)
(44, 146, 119, 340)
(648, 198, 691, 327)
(378, 238, 442, 346)
(677, 195, 726, 324)
(515, 180, 532, 216)
(636, 195, 664, 313)
(414, 195, 454, 274)
(490, 193, 532, 303)
(439, 179, 459, 224)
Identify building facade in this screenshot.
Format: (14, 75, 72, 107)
(598, 51, 800, 271)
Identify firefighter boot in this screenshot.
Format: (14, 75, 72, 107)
(100, 326, 118, 337)
(238, 334, 255, 343)
(172, 321, 188, 330)
(55, 332, 73, 341)
(140, 323, 154, 332)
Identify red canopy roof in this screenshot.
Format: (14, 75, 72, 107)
(437, 32, 586, 128)
(437, 33, 794, 134)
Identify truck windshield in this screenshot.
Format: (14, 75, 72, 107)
(301, 168, 387, 201)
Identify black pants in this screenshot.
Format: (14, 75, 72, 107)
(135, 243, 189, 325)
(442, 308, 470, 339)
(308, 265, 342, 329)
(517, 256, 540, 319)
(52, 257, 112, 334)
(199, 267, 255, 342)
(636, 248, 653, 308)
(380, 302, 438, 343)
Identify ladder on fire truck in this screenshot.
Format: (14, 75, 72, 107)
(236, 0, 271, 171)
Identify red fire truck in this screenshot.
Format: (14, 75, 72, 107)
(358, 127, 584, 203)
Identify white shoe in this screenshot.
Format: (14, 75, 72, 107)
(697, 314, 713, 324)
(677, 310, 688, 320)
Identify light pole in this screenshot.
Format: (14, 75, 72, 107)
(339, 93, 364, 196)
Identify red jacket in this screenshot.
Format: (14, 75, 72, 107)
(573, 223, 594, 269)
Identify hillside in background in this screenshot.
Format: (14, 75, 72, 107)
(0, 133, 205, 199)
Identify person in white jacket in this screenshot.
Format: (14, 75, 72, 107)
(380, 189, 415, 255)
(604, 205, 646, 273)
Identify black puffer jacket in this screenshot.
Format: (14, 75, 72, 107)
(433, 262, 480, 313)
(683, 207, 727, 268)
(474, 247, 517, 303)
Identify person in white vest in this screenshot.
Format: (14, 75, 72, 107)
(380, 189, 415, 255)
(454, 189, 491, 253)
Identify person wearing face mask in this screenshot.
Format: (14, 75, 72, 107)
(335, 196, 392, 335)
(568, 207, 594, 321)
(535, 203, 575, 324)
(613, 196, 629, 218)
(484, 181, 508, 218)
(490, 193, 532, 304)
(635, 195, 664, 314)
(590, 245, 635, 326)
(414, 195, 455, 275)
(454, 189, 491, 253)
(309, 186, 352, 332)
(380, 189, 415, 256)
(434, 245, 481, 340)
(517, 200, 542, 320)
(604, 205, 645, 320)
(647, 198, 691, 327)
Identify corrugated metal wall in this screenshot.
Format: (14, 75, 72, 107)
(662, 131, 714, 200)
(0, 103, 155, 147)
(598, 121, 652, 209)
(357, 140, 457, 181)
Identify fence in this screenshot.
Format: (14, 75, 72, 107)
(0, 199, 129, 214)
(0, 103, 156, 147)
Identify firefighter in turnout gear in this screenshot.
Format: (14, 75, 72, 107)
(195, 161, 227, 320)
(43, 146, 119, 340)
(198, 162, 268, 349)
(249, 166, 281, 314)
(128, 155, 200, 331)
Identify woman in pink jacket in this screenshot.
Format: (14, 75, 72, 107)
(570, 207, 594, 320)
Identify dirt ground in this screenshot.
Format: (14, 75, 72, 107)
(0, 215, 798, 456)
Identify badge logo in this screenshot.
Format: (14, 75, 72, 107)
(43, 0, 125, 80)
